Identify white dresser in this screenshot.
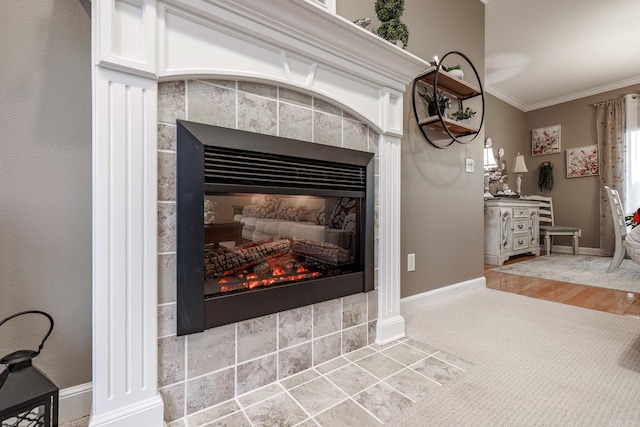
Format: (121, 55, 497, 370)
(484, 198, 540, 265)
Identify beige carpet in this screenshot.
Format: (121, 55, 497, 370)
(490, 254, 640, 293)
(388, 289, 640, 426)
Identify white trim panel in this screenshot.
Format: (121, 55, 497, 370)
(95, 0, 157, 76)
(158, 5, 385, 131)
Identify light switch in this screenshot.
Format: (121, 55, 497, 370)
(407, 253, 415, 272)
(465, 158, 474, 173)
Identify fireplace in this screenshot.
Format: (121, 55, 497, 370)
(177, 120, 374, 335)
(91, 0, 425, 422)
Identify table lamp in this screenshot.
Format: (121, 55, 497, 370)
(483, 138, 498, 197)
(511, 152, 528, 195)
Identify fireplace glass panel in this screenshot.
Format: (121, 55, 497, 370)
(203, 194, 361, 298)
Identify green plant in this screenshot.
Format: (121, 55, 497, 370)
(445, 65, 461, 71)
(418, 88, 451, 116)
(451, 107, 476, 121)
(376, 19, 409, 48)
(374, 0, 405, 21)
(374, 0, 409, 48)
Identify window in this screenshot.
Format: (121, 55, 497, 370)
(625, 94, 640, 214)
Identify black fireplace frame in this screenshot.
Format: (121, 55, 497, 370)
(176, 120, 375, 336)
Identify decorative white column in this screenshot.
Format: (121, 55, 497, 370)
(376, 87, 405, 346)
(376, 134, 406, 345)
(90, 0, 164, 425)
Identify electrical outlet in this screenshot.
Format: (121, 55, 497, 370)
(465, 158, 474, 173)
(407, 253, 415, 272)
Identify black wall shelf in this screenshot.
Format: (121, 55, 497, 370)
(412, 51, 485, 149)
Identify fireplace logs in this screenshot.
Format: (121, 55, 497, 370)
(204, 239, 290, 279)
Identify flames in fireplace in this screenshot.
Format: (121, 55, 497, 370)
(214, 255, 322, 294)
(204, 237, 353, 296)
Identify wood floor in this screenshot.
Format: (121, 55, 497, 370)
(485, 255, 640, 319)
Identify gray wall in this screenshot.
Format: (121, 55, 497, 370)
(484, 93, 528, 196)
(0, 0, 92, 388)
(339, 0, 486, 297)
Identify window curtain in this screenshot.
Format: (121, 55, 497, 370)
(624, 94, 640, 215)
(596, 98, 625, 256)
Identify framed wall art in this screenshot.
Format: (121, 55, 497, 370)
(566, 145, 599, 178)
(532, 124, 561, 156)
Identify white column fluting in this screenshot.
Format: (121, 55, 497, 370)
(376, 134, 406, 345)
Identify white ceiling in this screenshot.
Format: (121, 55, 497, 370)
(484, 0, 640, 111)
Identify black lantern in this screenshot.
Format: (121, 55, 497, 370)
(0, 311, 58, 427)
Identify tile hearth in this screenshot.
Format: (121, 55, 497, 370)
(165, 338, 472, 426)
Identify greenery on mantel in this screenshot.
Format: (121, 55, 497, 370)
(354, 0, 409, 49)
(375, 0, 409, 48)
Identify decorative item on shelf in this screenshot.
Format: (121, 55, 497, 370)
(538, 161, 554, 192)
(353, 17, 375, 32)
(483, 138, 498, 198)
(445, 65, 464, 79)
(451, 107, 476, 124)
(483, 138, 509, 197)
(511, 152, 529, 195)
(0, 311, 58, 427)
(496, 183, 517, 197)
(374, 0, 409, 48)
(418, 88, 451, 117)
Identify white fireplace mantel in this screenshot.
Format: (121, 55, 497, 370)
(90, 0, 428, 425)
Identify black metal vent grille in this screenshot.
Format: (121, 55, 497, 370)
(204, 146, 366, 192)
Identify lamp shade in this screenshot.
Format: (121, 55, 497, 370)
(511, 153, 528, 173)
(484, 147, 497, 169)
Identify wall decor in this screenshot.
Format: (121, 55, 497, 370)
(532, 124, 561, 156)
(566, 144, 599, 178)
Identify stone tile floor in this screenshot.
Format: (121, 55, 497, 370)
(61, 338, 472, 427)
(169, 337, 472, 426)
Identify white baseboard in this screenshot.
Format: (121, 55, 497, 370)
(375, 315, 406, 346)
(60, 382, 92, 424)
(88, 395, 164, 427)
(401, 276, 486, 306)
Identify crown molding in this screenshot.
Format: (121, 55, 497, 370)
(485, 83, 527, 111)
(526, 76, 640, 111)
(488, 76, 640, 112)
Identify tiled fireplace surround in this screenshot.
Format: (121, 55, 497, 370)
(90, 1, 428, 425)
(157, 79, 381, 421)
